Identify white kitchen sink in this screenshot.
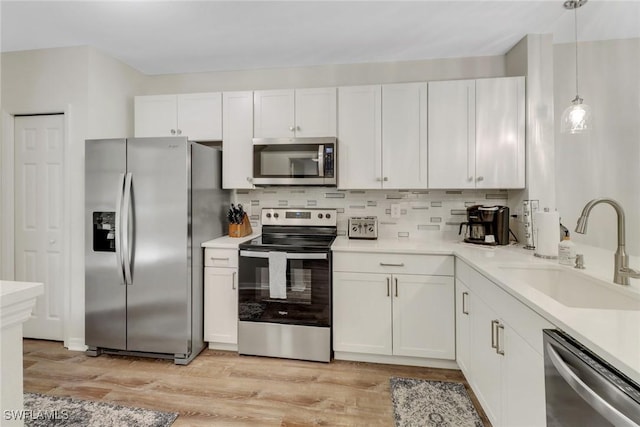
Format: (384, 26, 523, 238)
(497, 265, 640, 311)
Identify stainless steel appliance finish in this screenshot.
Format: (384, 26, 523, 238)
(252, 137, 336, 186)
(85, 137, 229, 365)
(544, 329, 640, 426)
(238, 208, 337, 362)
(348, 216, 378, 240)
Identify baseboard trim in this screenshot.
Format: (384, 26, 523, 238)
(334, 351, 460, 369)
(208, 342, 238, 352)
(65, 338, 87, 352)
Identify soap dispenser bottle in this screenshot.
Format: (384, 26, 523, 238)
(558, 230, 576, 266)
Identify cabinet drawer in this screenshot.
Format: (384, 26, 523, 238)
(204, 248, 238, 268)
(334, 252, 453, 276)
(456, 260, 553, 354)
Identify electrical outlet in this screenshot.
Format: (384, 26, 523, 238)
(391, 203, 401, 219)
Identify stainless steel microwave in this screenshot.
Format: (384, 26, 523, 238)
(252, 137, 336, 186)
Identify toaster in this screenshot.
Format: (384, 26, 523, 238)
(348, 216, 378, 240)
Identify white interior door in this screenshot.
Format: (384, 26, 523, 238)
(14, 114, 66, 340)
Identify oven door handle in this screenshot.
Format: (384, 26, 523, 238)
(545, 342, 639, 427)
(239, 250, 328, 260)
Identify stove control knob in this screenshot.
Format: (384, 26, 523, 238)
(273, 213, 279, 218)
(326, 213, 331, 219)
(266, 213, 271, 218)
(318, 213, 323, 219)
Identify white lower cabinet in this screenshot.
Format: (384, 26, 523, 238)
(333, 253, 455, 363)
(456, 259, 551, 427)
(204, 248, 238, 350)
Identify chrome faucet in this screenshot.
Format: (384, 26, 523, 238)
(575, 198, 640, 285)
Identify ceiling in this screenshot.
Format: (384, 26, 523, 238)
(2, 1, 639, 75)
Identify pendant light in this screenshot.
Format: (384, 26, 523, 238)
(560, 0, 592, 134)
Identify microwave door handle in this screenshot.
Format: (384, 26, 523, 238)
(318, 145, 324, 177)
(545, 342, 638, 427)
(240, 250, 327, 260)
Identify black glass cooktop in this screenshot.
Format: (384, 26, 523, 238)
(239, 226, 336, 251)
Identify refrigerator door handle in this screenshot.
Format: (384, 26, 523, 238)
(122, 172, 133, 285)
(114, 173, 126, 286)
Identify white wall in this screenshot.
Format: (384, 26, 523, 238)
(87, 48, 146, 138)
(0, 46, 145, 350)
(142, 55, 506, 94)
(554, 38, 640, 256)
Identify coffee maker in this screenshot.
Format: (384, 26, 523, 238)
(459, 205, 510, 245)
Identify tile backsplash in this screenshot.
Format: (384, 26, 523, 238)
(234, 188, 508, 240)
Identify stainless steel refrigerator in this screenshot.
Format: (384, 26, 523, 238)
(85, 137, 228, 365)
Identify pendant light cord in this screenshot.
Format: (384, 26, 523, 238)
(574, 6, 580, 98)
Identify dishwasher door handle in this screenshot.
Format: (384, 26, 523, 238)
(546, 342, 639, 427)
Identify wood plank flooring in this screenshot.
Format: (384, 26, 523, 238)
(23, 339, 490, 426)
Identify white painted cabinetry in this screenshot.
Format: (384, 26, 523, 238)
(428, 76, 525, 189)
(333, 252, 455, 364)
(253, 87, 336, 138)
(337, 85, 382, 189)
(134, 92, 223, 141)
(456, 259, 551, 427)
(204, 248, 238, 350)
(338, 83, 427, 189)
(222, 91, 254, 189)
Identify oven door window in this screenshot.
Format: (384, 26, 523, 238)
(254, 144, 321, 178)
(238, 251, 331, 327)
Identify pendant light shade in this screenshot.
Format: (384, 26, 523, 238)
(561, 0, 592, 134)
(560, 96, 592, 134)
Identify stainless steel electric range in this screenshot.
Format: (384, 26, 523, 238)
(238, 208, 337, 362)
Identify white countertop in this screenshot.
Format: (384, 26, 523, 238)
(0, 280, 44, 308)
(333, 236, 640, 384)
(202, 232, 260, 249)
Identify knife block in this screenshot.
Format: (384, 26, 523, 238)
(229, 213, 252, 238)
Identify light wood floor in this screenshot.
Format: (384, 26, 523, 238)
(23, 339, 490, 426)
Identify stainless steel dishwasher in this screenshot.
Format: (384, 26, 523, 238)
(544, 329, 640, 426)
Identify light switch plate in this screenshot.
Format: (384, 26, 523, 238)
(391, 203, 401, 219)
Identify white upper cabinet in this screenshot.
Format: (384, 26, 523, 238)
(337, 83, 427, 189)
(337, 85, 382, 189)
(253, 87, 337, 138)
(475, 77, 525, 189)
(134, 92, 222, 141)
(382, 82, 428, 189)
(428, 76, 525, 189)
(428, 79, 476, 189)
(222, 91, 254, 189)
(134, 95, 178, 138)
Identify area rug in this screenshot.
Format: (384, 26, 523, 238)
(390, 377, 484, 427)
(22, 393, 178, 427)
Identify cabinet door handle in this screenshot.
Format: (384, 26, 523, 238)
(386, 277, 390, 297)
(394, 277, 398, 297)
(210, 257, 229, 261)
(491, 320, 499, 349)
(462, 291, 469, 315)
(383, 177, 389, 182)
(232, 271, 236, 290)
(496, 323, 505, 355)
(177, 129, 182, 135)
(476, 176, 484, 182)
(170, 129, 176, 135)
(289, 126, 295, 132)
(379, 262, 404, 267)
